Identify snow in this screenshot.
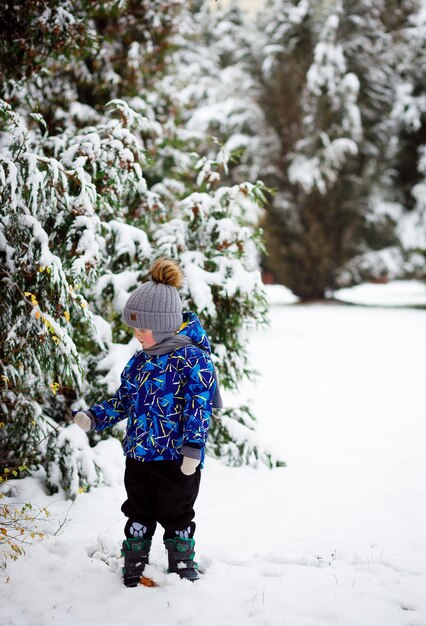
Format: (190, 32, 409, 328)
(23, 212, 63, 273)
(71, 215, 101, 274)
(333, 280, 426, 307)
(95, 340, 139, 394)
(45, 424, 102, 499)
(307, 25, 346, 102)
(179, 250, 264, 316)
(2, 303, 426, 625)
(108, 220, 152, 260)
(91, 314, 113, 350)
(95, 270, 142, 312)
(263, 279, 426, 307)
(340, 246, 407, 285)
(68, 102, 99, 124)
(264, 284, 299, 305)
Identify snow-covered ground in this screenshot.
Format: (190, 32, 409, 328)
(333, 280, 426, 307)
(264, 283, 300, 305)
(1, 303, 426, 626)
(264, 279, 426, 307)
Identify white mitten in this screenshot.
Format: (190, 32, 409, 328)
(73, 411, 92, 432)
(180, 456, 200, 476)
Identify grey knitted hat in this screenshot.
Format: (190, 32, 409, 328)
(122, 258, 183, 335)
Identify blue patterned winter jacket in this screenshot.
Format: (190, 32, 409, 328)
(88, 312, 216, 466)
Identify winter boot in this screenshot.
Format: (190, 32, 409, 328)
(164, 537, 199, 581)
(121, 537, 151, 587)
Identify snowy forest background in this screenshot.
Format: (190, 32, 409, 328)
(1, 0, 426, 602)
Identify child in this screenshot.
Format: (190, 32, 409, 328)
(73, 258, 221, 585)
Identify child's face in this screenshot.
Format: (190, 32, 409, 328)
(134, 328, 157, 349)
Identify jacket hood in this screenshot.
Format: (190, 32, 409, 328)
(177, 311, 212, 354)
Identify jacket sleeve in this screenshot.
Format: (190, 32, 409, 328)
(181, 352, 216, 457)
(88, 356, 136, 431)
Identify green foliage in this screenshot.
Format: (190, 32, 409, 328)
(0, 0, 101, 82)
(0, 463, 29, 486)
(0, 94, 154, 476)
(182, 0, 422, 298)
(1, 0, 278, 502)
(257, 0, 401, 298)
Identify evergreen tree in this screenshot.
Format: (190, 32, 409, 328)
(170, 1, 269, 185)
(153, 0, 424, 297)
(0, 2, 105, 474)
(256, 0, 403, 298)
(1, 0, 277, 498)
(0, 0, 99, 82)
(0, 94, 151, 494)
(389, 0, 426, 277)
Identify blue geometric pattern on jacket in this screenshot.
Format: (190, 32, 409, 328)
(89, 311, 216, 466)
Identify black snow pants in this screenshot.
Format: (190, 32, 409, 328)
(121, 457, 201, 541)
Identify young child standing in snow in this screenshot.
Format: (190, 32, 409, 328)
(73, 258, 221, 585)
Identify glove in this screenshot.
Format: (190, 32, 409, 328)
(180, 456, 200, 476)
(73, 411, 92, 432)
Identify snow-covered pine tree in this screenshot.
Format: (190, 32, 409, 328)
(114, 0, 423, 301)
(0, 0, 99, 83)
(330, 0, 410, 286)
(0, 1, 105, 485)
(0, 0, 176, 495)
(1, 0, 277, 499)
(0, 91, 154, 497)
(410, 146, 426, 275)
(170, 0, 270, 185)
(389, 0, 426, 277)
(256, 0, 401, 298)
(71, 4, 276, 467)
